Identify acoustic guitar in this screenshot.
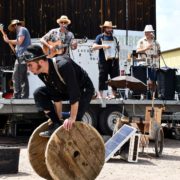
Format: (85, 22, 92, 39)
(0, 23, 16, 53)
(42, 40, 68, 58)
(43, 37, 88, 58)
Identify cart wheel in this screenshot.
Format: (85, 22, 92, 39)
(154, 127, 164, 157)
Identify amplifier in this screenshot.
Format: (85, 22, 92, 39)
(0, 69, 13, 94)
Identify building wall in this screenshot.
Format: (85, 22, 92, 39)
(0, 0, 156, 66)
(161, 48, 180, 69)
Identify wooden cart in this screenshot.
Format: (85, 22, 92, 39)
(136, 106, 164, 157)
(114, 105, 164, 158)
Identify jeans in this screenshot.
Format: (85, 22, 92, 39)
(12, 61, 29, 99)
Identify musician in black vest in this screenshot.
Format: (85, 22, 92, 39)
(40, 15, 77, 57)
(22, 45, 94, 137)
(92, 21, 120, 99)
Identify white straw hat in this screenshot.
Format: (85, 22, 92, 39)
(144, 25, 154, 32)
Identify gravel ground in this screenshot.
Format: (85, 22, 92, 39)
(0, 138, 180, 180)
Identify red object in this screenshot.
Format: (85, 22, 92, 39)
(120, 70, 125, 76)
(3, 92, 13, 99)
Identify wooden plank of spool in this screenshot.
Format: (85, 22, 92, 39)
(45, 122, 105, 180)
(27, 121, 53, 180)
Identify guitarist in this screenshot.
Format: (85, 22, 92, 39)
(40, 15, 77, 58)
(3, 19, 31, 99)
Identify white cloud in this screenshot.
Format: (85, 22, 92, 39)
(156, 0, 180, 50)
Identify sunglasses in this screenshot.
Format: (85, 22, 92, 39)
(60, 21, 68, 24)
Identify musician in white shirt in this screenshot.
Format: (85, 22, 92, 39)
(136, 24, 161, 98)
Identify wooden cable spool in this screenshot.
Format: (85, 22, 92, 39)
(27, 121, 53, 180)
(45, 122, 105, 180)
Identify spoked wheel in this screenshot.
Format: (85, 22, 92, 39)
(154, 127, 164, 157)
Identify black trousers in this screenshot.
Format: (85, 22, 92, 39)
(33, 81, 94, 121)
(98, 59, 119, 91)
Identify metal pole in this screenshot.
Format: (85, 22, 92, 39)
(126, 0, 129, 45)
(100, 0, 104, 25)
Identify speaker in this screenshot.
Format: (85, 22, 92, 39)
(157, 68, 176, 100)
(175, 75, 180, 93)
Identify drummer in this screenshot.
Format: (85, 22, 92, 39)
(92, 21, 120, 99)
(136, 24, 161, 98)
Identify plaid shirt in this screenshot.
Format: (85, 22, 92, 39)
(42, 28, 75, 54)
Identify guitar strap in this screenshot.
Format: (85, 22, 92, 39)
(52, 58, 66, 85)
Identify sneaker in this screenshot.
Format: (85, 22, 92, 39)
(39, 123, 60, 138)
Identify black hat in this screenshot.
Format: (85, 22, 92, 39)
(22, 45, 46, 62)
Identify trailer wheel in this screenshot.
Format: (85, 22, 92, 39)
(82, 108, 97, 128)
(154, 127, 164, 157)
(99, 107, 125, 135)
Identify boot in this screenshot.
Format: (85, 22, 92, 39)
(39, 123, 61, 138)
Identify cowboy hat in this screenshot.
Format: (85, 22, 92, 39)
(8, 19, 25, 31)
(56, 15, 71, 25)
(144, 25, 154, 32)
(22, 45, 46, 63)
(100, 21, 117, 28)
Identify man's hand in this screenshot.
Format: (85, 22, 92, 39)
(146, 44, 153, 50)
(103, 45, 111, 49)
(63, 117, 76, 131)
(71, 39, 77, 50)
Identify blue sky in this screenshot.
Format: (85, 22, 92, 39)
(156, 0, 180, 51)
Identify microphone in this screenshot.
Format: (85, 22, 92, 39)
(151, 32, 155, 38)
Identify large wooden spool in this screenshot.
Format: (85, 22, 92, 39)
(27, 121, 52, 179)
(45, 122, 105, 180)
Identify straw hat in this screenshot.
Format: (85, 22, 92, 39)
(100, 21, 117, 28)
(8, 19, 24, 31)
(56, 15, 71, 25)
(144, 25, 154, 32)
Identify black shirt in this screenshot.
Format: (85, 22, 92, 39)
(38, 56, 93, 104)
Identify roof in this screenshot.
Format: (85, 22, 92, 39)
(162, 47, 180, 53)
